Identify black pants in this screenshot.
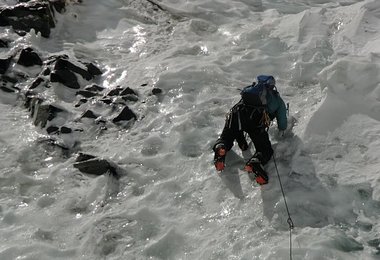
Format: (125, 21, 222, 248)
(214, 107, 273, 165)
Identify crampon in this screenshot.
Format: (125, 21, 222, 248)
(244, 158, 269, 185)
(214, 145, 226, 171)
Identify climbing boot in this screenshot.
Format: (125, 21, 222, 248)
(244, 157, 269, 185)
(214, 144, 226, 171)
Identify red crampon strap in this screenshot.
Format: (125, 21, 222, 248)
(217, 148, 226, 156)
(244, 165, 268, 185)
(214, 148, 226, 171)
(244, 165, 253, 172)
(255, 175, 268, 185)
(215, 161, 225, 171)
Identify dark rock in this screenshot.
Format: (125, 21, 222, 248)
(0, 39, 9, 48)
(76, 90, 98, 98)
(42, 67, 51, 76)
(74, 98, 88, 107)
(141, 83, 148, 87)
(81, 110, 98, 119)
(32, 101, 65, 128)
(100, 98, 112, 105)
(122, 95, 138, 102)
(107, 88, 122, 96)
(26, 97, 65, 127)
(74, 158, 111, 175)
(85, 84, 104, 92)
(1, 75, 18, 84)
(112, 106, 137, 123)
(76, 153, 96, 162)
(0, 56, 12, 74)
(60, 126, 72, 134)
(29, 97, 41, 117)
(0, 1, 56, 38)
(74, 153, 116, 176)
(120, 87, 137, 96)
(50, 69, 80, 89)
(0, 75, 19, 93)
(95, 119, 107, 125)
(17, 47, 43, 67)
(46, 54, 68, 65)
(14, 30, 27, 36)
(0, 86, 16, 93)
(54, 58, 92, 80)
(12, 85, 20, 91)
(29, 77, 44, 89)
(46, 125, 59, 134)
(46, 105, 65, 120)
(85, 63, 102, 77)
(152, 88, 162, 95)
(24, 92, 37, 110)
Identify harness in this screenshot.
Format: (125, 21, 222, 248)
(227, 100, 271, 132)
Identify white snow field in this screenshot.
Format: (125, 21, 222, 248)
(1, 0, 380, 259)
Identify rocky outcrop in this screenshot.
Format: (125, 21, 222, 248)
(81, 110, 99, 119)
(27, 97, 66, 128)
(113, 106, 137, 123)
(50, 68, 80, 89)
(54, 58, 93, 80)
(1, 75, 19, 93)
(29, 77, 45, 89)
(0, 56, 12, 74)
(11, 51, 141, 135)
(0, 0, 67, 38)
(13, 51, 141, 131)
(152, 87, 162, 95)
(0, 3, 155, 177)
(50, 57, 104, 89)
(17, 47, 43, 67)
(84, 84, 104, 92)
(74, 153, 117, 176)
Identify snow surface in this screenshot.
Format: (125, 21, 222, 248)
(1, 0, 380, 259)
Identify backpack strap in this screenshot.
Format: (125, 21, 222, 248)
(227, 100, 245, 131)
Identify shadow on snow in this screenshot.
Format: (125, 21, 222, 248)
(217, 133, 334, 229)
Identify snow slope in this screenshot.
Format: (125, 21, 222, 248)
(1, 0, 380, 259)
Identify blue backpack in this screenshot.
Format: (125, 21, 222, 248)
(240, 75, 276, 107)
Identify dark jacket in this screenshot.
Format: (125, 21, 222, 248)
(228, 89, 287, 133)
